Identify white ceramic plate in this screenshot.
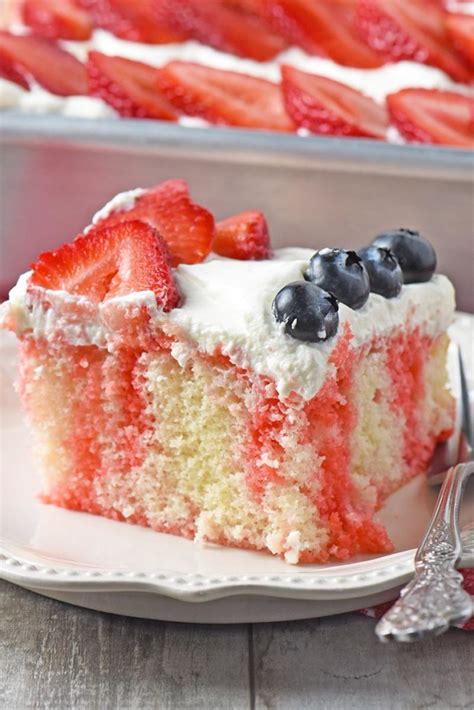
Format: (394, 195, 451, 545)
(1, 316, 473, 624)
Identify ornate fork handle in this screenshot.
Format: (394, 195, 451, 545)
(376, 461, 474, 642)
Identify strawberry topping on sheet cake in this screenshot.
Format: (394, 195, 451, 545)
(1, 0, 473, 146)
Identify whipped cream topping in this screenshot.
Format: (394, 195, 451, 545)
(446, 1, 474, 11)
(85, 187, 146, 231)
(1, 27, 471, 133)
(0, 77, 118, 118)
(2, 248, 455, 401)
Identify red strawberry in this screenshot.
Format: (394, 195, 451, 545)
(355, 0, 472, 83)
(76, 0, 186, 44)
(221, 0, 267, 11)
(0, 54, 30, 89)
(31, 220, 180, 310)
(446, 13, 474, 67)
(214, 211, 271, 260)
(162, 0, 286, 61)
(281, 65, 388, 139)
(0, 32, 88, 96)
(262, 0, 384, 68)
(87, 52, 177, 120)
(387, 88, 474, 148)
(90, 180, 216, 267)
(156, 61, 294, 132)
(21, 0, 93, 41)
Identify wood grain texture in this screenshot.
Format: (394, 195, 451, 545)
(1, 579, 473, 710)
(252, 613, 474, 710)
(0, 580, 250, 710)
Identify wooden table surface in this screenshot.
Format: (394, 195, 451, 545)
(1, 579, 473, 710)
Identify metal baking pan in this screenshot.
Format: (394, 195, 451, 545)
(1, 114, 473, 309)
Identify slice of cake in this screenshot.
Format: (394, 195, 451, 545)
(1, 181, 455, 563)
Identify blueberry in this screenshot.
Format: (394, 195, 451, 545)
(358, 246, 403, 298)
(371, 229, 436, 284)
(304, 248, 370, 310)
(272, 281, 339, 343)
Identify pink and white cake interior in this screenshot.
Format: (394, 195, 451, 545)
(1, 181, 455, 563)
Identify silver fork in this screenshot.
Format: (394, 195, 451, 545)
(376, 348, 474, 642)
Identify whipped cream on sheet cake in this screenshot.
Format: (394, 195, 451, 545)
(1, 181, 456, 564)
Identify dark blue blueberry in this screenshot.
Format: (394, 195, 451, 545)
(371, 228, 436, 284)
(272, 281, 339, 343)
(304, 248, 370, 310)
(358, 245, 403, 298)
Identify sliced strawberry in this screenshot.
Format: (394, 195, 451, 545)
(355, 0, 473, 84)
(156, 61, 294, 132)
(0, 54, 30, 89)
(90, 180, 215, 267)
(214, 211, 271, 260)
(0, 32, 88, 96)
(162, 0, 286, 61)
(31, 220, 180, 310)
(281, 65, 388, 139)
(262, 0, 384, 68)
(87, 52, 177, 120)
(21, 0, 93, 41)
(387, 88, 474, 148)
(76, 0, 186, 44)
(446, 13, 474, 67)
(221, 0, 267, 11)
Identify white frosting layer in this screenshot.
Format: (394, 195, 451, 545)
(1, 28, 471, 135)
(2, 248, 455, 401)
(446, 1, 474, 11)
(0, 78, 118, 118)
(85, 187, 146, 232)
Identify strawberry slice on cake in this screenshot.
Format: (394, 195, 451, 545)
(75, 0, 186, 43)
(387, 88, 474, 147)
(355, 0, 473, 83)
(31, 220, 181, 310)
(0, 31, 88, 96)
(0, 55, 30, 89)
(281, 65, 389, 139)
(446, 13, 474, 68)
(214, 210, 271, 260)
(156, 61, 294, 132)
(161, 0, 287, 61)
(21, 0, 94, 41)
(262, 0, 385, 68)
(88, 180, 216, 266)
(87, 52, 178, 120)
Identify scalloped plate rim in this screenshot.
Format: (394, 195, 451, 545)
(0, 544, 418, 601)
